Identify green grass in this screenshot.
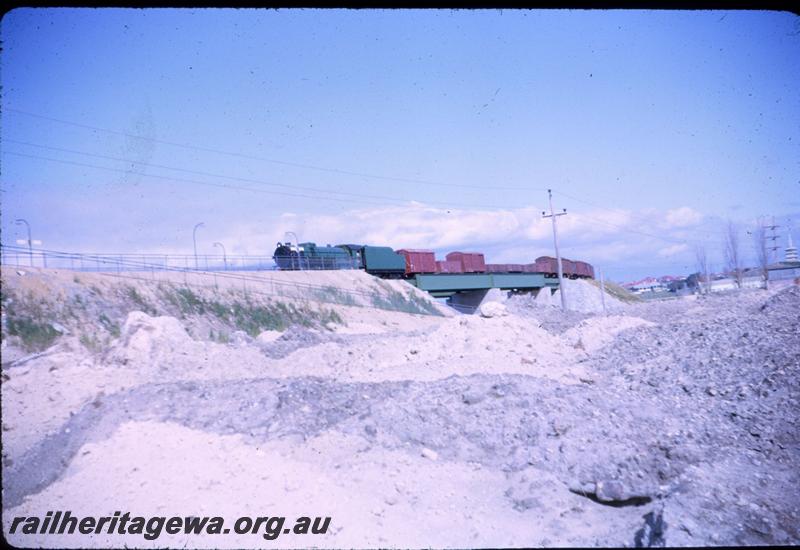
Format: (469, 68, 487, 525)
(67, 293, 92, 324)
(79, 332, 108, 353)
(206, 300, 231, 320)
(7, 316, 60, 352)
(2, 289, 61, 352)
(588, 279, 643, 304)
(370, 285, 442, 316)
(226, 300, 342, 336)
(124, 285, 157, 315)
(310, 285, 359, 306)
(175, 287, 205, 314)
(159, 284, 205, 317)
(158, 284, 343, 336)
(209, 329, 231, 344)
(2, 278, 348, 352)
(98, 313, 121, 338)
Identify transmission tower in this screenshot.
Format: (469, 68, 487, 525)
(765, 217, 781, 264)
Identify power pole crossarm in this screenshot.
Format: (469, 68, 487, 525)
(542, 189, 568, 311)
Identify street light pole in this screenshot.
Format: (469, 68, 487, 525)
(213, 241, 227, 270)
(15, 219, 33, 267)
(542, 189, 568, 311)
(193, 222, 205, 270)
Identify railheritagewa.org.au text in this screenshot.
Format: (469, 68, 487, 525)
(9, 511, 331, 540)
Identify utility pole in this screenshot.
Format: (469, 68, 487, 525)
(765, 217, 781, 264)
(542, 189, 568, 310)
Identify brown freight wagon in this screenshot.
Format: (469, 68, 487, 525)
(574, 260, 595, 279)
(435, 260, 463, 274)
(561, 258, 577, 278)
(536, 256, 577, 277)
(445, 251, 487, 273)
(486, 263, 526, 273)
(535, 256, 558, 276)
(396, 249, 437, 274)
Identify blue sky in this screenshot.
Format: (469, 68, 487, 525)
(1, 8, 798, 281)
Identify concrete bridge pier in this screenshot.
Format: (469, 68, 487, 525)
(447, 288, 510, 313)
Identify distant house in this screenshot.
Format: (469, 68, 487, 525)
(627, 271, 766, 294)
(622, 277, 667, 294)
(708, 276, 764, 292)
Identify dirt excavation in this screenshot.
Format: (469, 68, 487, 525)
(1, 267, 799, 548)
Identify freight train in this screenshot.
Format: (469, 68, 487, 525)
(273, 242, 595, 279)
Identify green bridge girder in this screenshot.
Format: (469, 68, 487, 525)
(407, 272, 559, 297)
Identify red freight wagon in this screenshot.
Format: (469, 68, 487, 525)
(574, 260, 595, 279)
(486, 263, 527, 273)
(561, 258, 577, 278)
(435, 260, 463, 274)
(536, 256, 576, 277)
(445, 251, 486, 273)
(397, 249, 437, 274)
(535, 256, 558, 276)
(522, 263, 539, 273)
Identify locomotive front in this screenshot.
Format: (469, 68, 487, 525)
(273, 242, 300, 270)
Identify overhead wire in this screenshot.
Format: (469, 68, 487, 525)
(562, 210, 713, 247)
(4, 108, 544, 192)
(3, 108, 737, 253)
(553, 189, 724, 240)
(2, 150, 511, 210)
(2, 139, 514, 210)
(3, 148, 725, 250)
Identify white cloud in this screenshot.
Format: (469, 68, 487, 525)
(203, 202, 710, 273)
(657, 243, 689, 257)
(663, 207, 703, 228)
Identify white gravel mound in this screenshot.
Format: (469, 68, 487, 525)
(256, 330, 283, 344)
(510, 280, 626, 314)
(479, 301, 509, 318)
(268, 312, 584, 384)
(115, 311, 191, 357)
(560, 279, 626, 314)
(5, 269, 799, 548)
(536, 288, 554, 306)
(562, 315, 656, 353)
